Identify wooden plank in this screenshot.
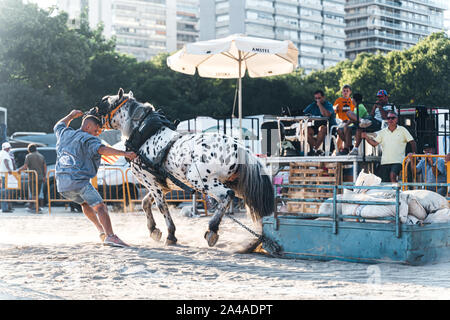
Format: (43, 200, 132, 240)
(290, 168, 337, 174)
(287, 191, 334, 198)
(290, 162, 338, 168)
(289, 176, 339, 182)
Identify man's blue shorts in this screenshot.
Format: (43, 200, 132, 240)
(60, 183, 103, 207)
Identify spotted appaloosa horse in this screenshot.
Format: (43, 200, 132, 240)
(90, 88, 274, 251)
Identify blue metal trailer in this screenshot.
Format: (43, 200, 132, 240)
(262, 184, 450, 265)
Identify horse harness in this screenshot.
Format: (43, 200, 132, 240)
(105, 98, 193, 193)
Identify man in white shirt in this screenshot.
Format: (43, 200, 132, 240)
(0, 142, 15, 212)
(362, 111, 417, 182)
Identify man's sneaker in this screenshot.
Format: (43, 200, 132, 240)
(337, 148, 349, 156)
(359, 118, 372, 128)
(349, 147, 359, 156)
(315, 149, 325, 156)
(103, 234, 129, 248)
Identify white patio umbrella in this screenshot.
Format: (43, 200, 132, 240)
(167, 34, 298, 140)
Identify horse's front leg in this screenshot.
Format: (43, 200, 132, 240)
(153, 192, 177, 245)
(142, 192, 162, 242)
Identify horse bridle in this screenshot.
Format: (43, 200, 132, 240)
(100, 97, 129, 130)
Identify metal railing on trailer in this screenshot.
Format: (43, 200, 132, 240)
(274, 183, 412, 238)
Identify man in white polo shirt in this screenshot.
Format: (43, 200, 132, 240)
(362, 111, 417, 182)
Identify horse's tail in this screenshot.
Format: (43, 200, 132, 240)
(234, 147, 274, 223)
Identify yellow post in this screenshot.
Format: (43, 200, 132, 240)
(91, 176, 98, 189)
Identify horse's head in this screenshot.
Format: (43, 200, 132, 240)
(88, 88, 155, 137)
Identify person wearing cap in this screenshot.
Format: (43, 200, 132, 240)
(348, 89, 398, 156)
(362, 111, 417, 182)
(54, 110, 137, 247)
(0, 142, 15, 212)
(415, 144, 447, 196)
(17, 144, 47, 213)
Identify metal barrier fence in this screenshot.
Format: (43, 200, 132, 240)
(124, 168, 208, 215)
(402, 154, 449, 200)
(46, 168, 209, 215)
(47, 167, 127, 213)
(0, 170, 40, 213)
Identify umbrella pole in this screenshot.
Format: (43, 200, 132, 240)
(238, 51, 243, 141)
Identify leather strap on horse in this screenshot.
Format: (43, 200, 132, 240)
(133, 135, 194, 194)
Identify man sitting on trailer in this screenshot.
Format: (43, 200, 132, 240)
(415, 144, 447, 196)
(362, 111, 417, 183)
(304, 90, 336, 156)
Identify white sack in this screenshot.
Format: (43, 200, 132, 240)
(424, 208, 450, 224)
(405, 195, 427, 220)
(318, 195, 343, 215)
(341, 191, 409, 223)
(353, 170, 382, 193)
(403, 190, 449, 213)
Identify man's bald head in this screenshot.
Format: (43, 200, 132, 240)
(81, 115, 102, 136)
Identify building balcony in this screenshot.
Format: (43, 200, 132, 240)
(346, 30, 423, 44)
(245, 18, 275, 27)
(274, 8, 299, 18)
(346, 10, 444, 28)
(245, 4, 274, 14)
(299, 1, 323, 10)
(346, 0, 447, 10)
(346, 40, 412, 51)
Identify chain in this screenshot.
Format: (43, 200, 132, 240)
(224, 212, 283, 257)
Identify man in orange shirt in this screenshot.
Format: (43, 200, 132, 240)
(333, 84, 355, 155)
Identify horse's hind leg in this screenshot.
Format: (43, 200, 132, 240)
(185, 167, 234, 247)
(142, 193, 162, 242)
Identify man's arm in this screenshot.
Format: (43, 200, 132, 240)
(57, 110, 84, 127)
(361, 132, 379, 147)
(317, 101, 331, 117)
(17, 163, 28, 173)
(378, 105, 389, 120)
(407, 140, 417, 155)
(3, 159, 12, 174)
(98, 146, 137, 161)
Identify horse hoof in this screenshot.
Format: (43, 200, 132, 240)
(236, 239, 262, 254)
(165, 239, 177, 246)
(150, 229, 162, 242)
(165, 236, 177, 246)
(204, 230, 219, 247)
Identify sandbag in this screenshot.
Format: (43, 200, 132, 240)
(405, 195, 427, 220)
(318, 195, 343, 215)
(424, 208, 450, 224)
(353, 169, 382, 193)
(341, 192, 409, 223)
(403, 190, 449, 213)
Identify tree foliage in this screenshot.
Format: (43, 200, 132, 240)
(0, 0, 448, 135)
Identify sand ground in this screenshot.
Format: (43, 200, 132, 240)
(0, 204, 449, 300)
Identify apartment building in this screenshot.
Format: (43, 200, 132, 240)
(56, 0, 199, 61)
(199, 0, 347, 74)
(345, 0, 447, 60)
